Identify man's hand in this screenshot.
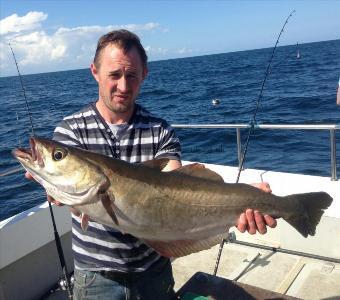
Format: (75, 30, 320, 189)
(162, 159, 182, 172)
(24, 171, 34, 180)
(236, 182, 277, 235)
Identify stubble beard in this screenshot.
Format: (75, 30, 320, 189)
(101, 92, 135, 115)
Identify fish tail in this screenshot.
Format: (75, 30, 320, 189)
(283, 192, 332, 237)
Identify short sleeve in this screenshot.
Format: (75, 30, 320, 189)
(155, 123, 181, 161)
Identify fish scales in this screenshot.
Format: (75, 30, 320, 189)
(110, 170, 278, 231)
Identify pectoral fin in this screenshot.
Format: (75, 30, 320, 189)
(100, 192, 119, 226)
(80, 213, 90, 231)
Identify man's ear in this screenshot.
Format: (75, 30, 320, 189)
(90, 63, 99, 82)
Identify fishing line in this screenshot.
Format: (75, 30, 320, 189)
(236, 10, 295, 183)
(8, 42, 35, 137)
(16, 112, 22, 148)
(7, 43, 73, 299)
(214, 10, 296, 276)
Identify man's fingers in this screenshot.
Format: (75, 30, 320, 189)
(237, 210, 276, 235)
(236, 212, 247, 233)
(264, 214, 277, 228)
(71, 207, 81, 217)
(254, 210, 267, 234)
(251, 182, 272, 193)
(245, 209, 256, 235)
(261, 182, 272, 193)
(47, 194, 64, 206)
(25, 171, 34, 180)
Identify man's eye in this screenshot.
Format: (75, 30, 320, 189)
(127, 74, 137, 80)
(110, 73, 120, 79)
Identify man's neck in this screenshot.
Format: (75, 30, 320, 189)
(95, 101, 135, 124)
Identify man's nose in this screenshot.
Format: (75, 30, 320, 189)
(117, 76, 128, 92)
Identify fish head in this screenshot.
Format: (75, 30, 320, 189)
(12, 137, 109, 206)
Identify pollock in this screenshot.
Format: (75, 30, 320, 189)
(13, 137, 333, 257)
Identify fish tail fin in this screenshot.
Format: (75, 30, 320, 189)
(283, 192, 332, 237)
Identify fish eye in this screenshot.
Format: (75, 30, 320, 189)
(53, 148, 67, 161)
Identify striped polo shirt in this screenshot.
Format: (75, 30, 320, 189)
(53, 102, 181, 272)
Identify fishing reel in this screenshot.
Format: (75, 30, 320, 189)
(58, 274, 74, 291)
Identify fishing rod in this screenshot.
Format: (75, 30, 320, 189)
(7, 42, 73, 299)
(213, 10, 296, 276)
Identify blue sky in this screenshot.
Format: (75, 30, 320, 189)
(1, 0, 339, 76)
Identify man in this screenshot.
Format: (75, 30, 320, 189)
(27, 29, 276, 299)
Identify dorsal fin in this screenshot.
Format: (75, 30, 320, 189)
(174, 163, 224, 182)
(140, 158, 169, 170)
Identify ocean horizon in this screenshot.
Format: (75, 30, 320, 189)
(2, 38, 339, 79)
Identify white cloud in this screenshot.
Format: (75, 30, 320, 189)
(0, 12, 47, 35)
(143, 46, 194, 61)
(126, 22, 160, 31)
(145, 46, 169, 55)
(0, 11, 163, 76)
(177, 47, 193, 55)
(51, 44, 66, 60)
(55, 22, 160, 35)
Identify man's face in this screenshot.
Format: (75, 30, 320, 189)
(91, 44, 147, 116)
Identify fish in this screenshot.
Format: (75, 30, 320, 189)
(13, 137, 333, 258)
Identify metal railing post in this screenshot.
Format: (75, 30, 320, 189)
(330, 129, 337, 181)
(236, 128, 242, 170)
(171, 123, 340, 180)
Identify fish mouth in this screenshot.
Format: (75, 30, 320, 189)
(12, 137, 44, 168)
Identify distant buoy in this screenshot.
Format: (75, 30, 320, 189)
(212, 99, 220, 106)
(296, 42, 301, 59)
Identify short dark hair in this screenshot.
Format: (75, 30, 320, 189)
(93, 29, 148, 69)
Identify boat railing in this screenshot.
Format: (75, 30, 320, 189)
(172, 123, 340, 181)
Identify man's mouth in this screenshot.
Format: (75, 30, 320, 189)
(114, 94, 130, 101)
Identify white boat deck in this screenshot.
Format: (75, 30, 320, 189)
(1, 162, 340, 299)
(172, 239, 340, 299)
(172, 162, 340, 299)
